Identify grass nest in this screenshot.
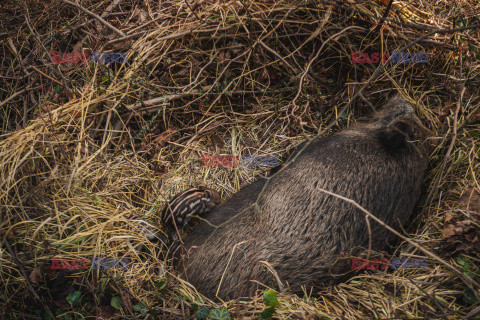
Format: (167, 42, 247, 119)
(1, 0, 480, 319)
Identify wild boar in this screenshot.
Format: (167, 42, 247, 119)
(172, 94, 434, 300)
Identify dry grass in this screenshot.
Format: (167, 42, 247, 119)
(1, 0, 480, 319)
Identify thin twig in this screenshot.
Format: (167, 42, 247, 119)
(0, 88, 28, 108)
(374, 0, 394, 33)
(107, 26, 227, 45)
(100, 0, 122, 18)
(125, 92, 202, 110)
(260, 260, 285, 292)
(126, 16, 166, 35)
(467, 306, 480, 319)
(3, 239, 55, 319)
(30, 66, 63, 86)
(421, 54, 467, 213)
(62, 0, 126, 37)
(316, 187, 480, 294)
(259, 40, 297, 73)
(184, 0, 202, 23)
(0, 85, 43, 108)
(292, 26, 361, 107)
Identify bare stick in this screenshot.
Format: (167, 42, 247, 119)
(422, 56, 467, 212)
(467, 306, 480, 319)
(374, 0, 394, 33)
(62, 0, 126, 37)
(292, 26, 361, 107)
(3, 239, 55, 319)
(107, 26, 225, 45)
(125, 93, 200, 110)
(259, 40, 297, 73)
(100, 0, 122, 18)
(184, 0, 202, 22)
(0, 88, 28, 108)
(260, 260, 285, 292)
(316, 186, 480, 294)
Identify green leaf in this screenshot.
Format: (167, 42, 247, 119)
(133, 303, 147, 316)
(59, 235, 89, 250)
(456, 256, 471, 271)
(100, 277, 108, 292)
(54, 87, 63, 94)
(172, 295, 187, 302)
(93, 195, 101, 207)
(66, 291, 82, 305)
(463, 287, 480, 305)
(456, 256, 467, 266)
(155, 280, 167, 290)
(191, 298, 205, 312)
(263, 289, 280, 307)
(111, 296, 123, 310)
(208, 306, 230, 320)
(260, 307, 276, 319)
(195, 306, 209, 319)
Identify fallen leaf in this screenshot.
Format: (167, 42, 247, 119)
(431, 107, 449, 117)
(444, 212, 454, 223)
(72, 41, 83, 54)
(459, 187, 480, 214)
(443, 223, 456, 238)
(210, 135, 224, 148)
(152, 129, 179, 147)
(176, 68, 188, 76)
(29, 267, 43, 285)
(39, 104, 56, 114)
(440, 189, 480, 255)
(151, 161, 167, 176)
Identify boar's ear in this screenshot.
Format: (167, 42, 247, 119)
(376, 119, 414, 152)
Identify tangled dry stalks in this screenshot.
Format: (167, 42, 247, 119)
(0, 0, 479, 319)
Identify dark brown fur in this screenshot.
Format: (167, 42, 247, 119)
(177, 94, 434, 300)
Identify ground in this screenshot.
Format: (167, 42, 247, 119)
(0, 0, 479, 319)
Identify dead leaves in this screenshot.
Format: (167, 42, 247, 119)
(459, 187, 480, 213)
(29, 266, 43, 285)
(442, 213, 456, 238)
(152, 128, 179, 147)
(441, 187, 480, 255)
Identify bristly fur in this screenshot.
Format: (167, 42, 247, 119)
(176, 94, 434, 300)
(161, 186, 221, 240)
(376, 119, 413, 153)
